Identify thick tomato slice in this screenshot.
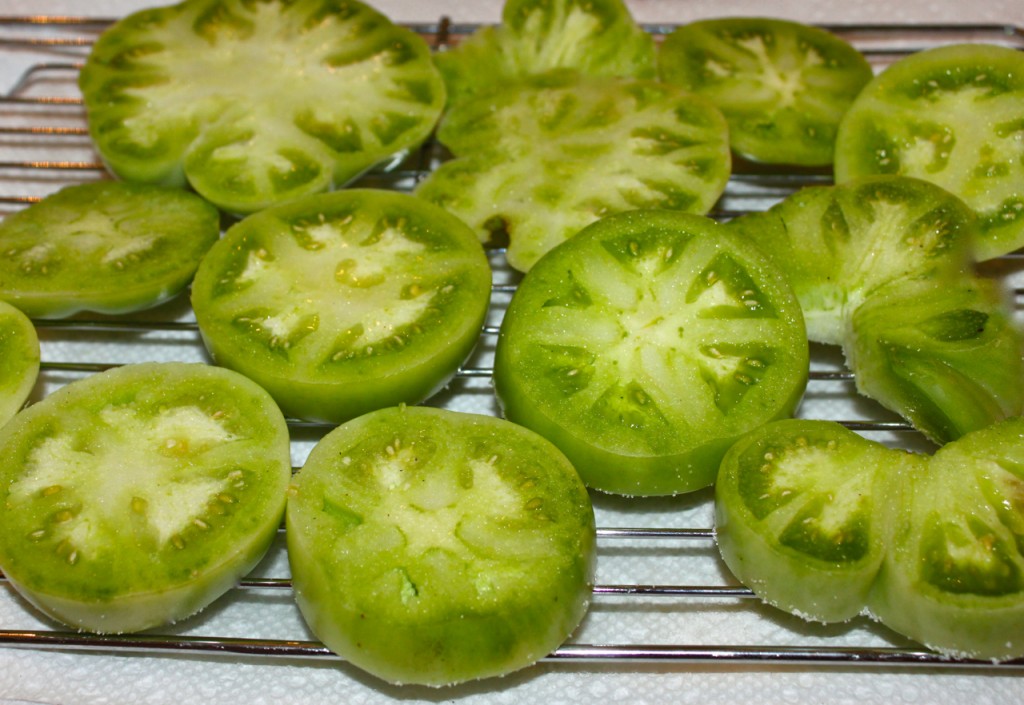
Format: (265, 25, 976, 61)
(0, 362, 291, 634)
(0, 181, 219, 319)
(191, 189, 492, 424)
(494, 209, 808, 496)
(286, 405, 596, 686)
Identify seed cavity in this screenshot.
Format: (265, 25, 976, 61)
(41, 485, 63, 497)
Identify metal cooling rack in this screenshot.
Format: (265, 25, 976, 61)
(1, 15, 1023, 673)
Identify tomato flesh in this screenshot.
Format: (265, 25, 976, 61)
(494, 209, 808, 496)
(191, 189, 492, 424)
(658, 17, 873, 166)
(80, 0, 445, 214)
(0, 362, 291, 634)
(0, 181, 219, 319)
(417, 72, 731, 272)
(286, 405, 596, 686)
(835, 43, 1024, 260)
(717, 416, 1024, 660)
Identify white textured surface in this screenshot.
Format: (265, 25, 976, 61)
(1, 1, 1024, 704)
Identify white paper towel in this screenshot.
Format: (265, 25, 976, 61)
(1, 1, 1023, 704)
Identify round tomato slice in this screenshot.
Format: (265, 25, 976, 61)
(190, 189, 492, 424)
(494, 210, 808, 496)
(834, 43, 1024, 260)
(0, 362, 291, 634)
(657, 17, 873, 166)
(79, 0, 445, 214)
(715, 419, 915, 622)
(0, 181, 219, 319)
(0, 301, 39, 427)
(286, 405, 596, 686)
(868, 416, 1024, 661)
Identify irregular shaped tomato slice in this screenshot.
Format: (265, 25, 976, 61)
(834, 43, 1024, 260)
(849, 277, 1024, 444)
(0, 362, 291, 634)
(494, 210, 808, 496)
(286, 405, 596, 686)
(715, 419, 915, 622)
(416, 72, 731, 272)
(191, 189, 492, 424)
(716, 416, 1024, 660)
(0, 301, 39, 427)
(868, 416, 1024, 660)
(658, 17, 873, 166)
(79, 0, 445, 214)
(435, 0, 655, 109)
(0, 181, 219, 319)
(724, 175, 977, 345)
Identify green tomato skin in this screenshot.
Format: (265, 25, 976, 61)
(834, 43, 1024, 261)
(286, 406, 596, 686)
(849, 277, 1024, 445)
(867, 417, 1024, 661)
(0, 181, 220, 319)
(435, 0, 655, 108)
(715, 419, 915, 622)
(191, 189, 492, 424)
(658, 17, 873, 166)
(0, 362, 291, 634)
(0, 302, 39, 427)
(80, 0, 445, 215)
(495, 210, 808, 496)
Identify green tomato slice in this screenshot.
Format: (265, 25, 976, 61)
(724, 175, 977, 346)
(834, 43, 1024, 260)
(435, 0, 655, 109)
(494, 210, 808, 496)
(0, 362, 291, 634)
(658, 17, 873, 166)
(79, 0, 445, 215)
(715, 419, 915, 622)
(0, 181, 219, 319)
(0, 301, 39, 427)
(849, 277, 1024, 445)
(286, 405, 596, 686)
(416, 72, 731, 272)
(868, 416, 1024, 660)
(191, 189, 492, 424)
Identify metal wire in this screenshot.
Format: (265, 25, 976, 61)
(1, 16, 1023, 672)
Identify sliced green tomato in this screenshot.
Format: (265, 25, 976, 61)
(724, 175, 977, 345)
(435, 0, 655, 109)
(849, 277, 1024, 445)
(0, 301, 39, 427)
(0, 181, 219, 319)
(190, 189, 492, 424)
(834, 43, 1024, 260)
(494, 210, 808, 496)
(0, 362, 291, 634)
(868, 416, 1024, 660)
(416, 72, 731, 272)
(658, 17, 873, 166)
(715, 419, 915, 622)
(287, 405, 596, 686)
(79, 0, 445, 215)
